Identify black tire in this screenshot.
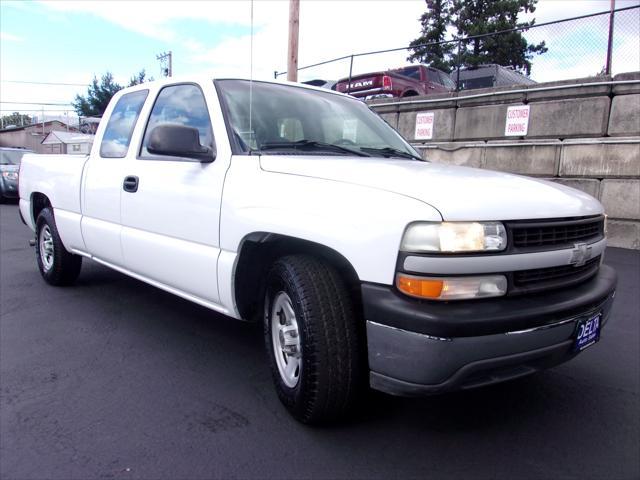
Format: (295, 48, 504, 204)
(35, 207, 82, 286)
(264, 255, 363, 424)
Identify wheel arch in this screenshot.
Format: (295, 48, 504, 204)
(30, 192, 52, 226)
(233, 232, 362, 323)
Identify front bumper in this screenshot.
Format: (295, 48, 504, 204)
(364, 265, 617, 396)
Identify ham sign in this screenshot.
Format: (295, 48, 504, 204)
(505, 105, 530, 136)
(415, 112, 435, 140)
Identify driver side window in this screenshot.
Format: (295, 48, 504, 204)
(140, 84, 214, 158)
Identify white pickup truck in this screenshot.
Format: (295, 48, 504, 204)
(18, 76, 617, 424)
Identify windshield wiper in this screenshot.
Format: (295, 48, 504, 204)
(360, 146, 423, 161)
(257, 139, 370, 157)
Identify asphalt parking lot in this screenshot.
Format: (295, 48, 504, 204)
(1, 202, 638, 480)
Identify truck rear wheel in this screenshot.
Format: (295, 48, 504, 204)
(35, 207, 82, 286)
(264, 254, 363, 424)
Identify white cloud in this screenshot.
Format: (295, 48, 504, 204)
(528, 0, 639, 24)
(0, 32, 23, 42)
(184, 0, 426, 80)
(524, 1, 640, 79)
(181, 0, 639, 81)
(611, 32, 640, 75)
(5, 0, 638, 115)
(39, 0, 259, 42)
(35, 0, 427, 81)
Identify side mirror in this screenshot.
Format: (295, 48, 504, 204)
(147, 124, 215, 162)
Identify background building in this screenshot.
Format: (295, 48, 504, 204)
(0, 121, 78, 153)
(41, 131, 94, 154)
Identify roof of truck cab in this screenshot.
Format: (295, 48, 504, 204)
(118, 75, 351, 99)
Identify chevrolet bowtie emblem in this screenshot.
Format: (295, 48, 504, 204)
(570, 242, 593, 267)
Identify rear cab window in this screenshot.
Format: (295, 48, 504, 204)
(428, 69, 444, 86)
(397, 66, 421, 80)
(99, 90, 148, 158)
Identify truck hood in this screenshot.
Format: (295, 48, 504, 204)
(259, 156, 603, 221)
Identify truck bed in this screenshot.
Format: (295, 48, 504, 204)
(19, 154, 89, 244)
(334, 70, 411, 97)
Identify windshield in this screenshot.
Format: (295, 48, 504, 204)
(0, 150, 28, 165)
(216, 80, 421, 159)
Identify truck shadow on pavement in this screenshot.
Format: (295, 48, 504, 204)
(73, 259, 594, 434)
(4, 207, 637, 478)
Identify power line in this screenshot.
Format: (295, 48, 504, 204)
(1, 80, 90, 87)
(0, 101, 74, 106)
(274, 4, 640, 78)
(1, 109, 75, 112)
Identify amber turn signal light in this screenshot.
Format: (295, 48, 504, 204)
(396, 273, 508, 301)
(396, 275, 444, 299)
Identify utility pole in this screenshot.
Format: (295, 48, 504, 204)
(156, 51, 173, 77)
(605, 0, 616, 75)
(287, 0, 299, 82)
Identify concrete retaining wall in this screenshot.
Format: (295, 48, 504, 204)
(369, 72, 640, 249)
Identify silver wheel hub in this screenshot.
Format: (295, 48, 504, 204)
(271, 292, 301, 388)
(39, 225, 54, 271)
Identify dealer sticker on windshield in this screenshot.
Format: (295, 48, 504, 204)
(574, 312, 601, 352)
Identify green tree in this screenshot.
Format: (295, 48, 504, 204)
(453, 0, 547, 75)
(407, 0, 456, 73)
(1, 112, 32, 128)
(128, 69, 153, 87)
(408, 0, 547, 76)
(73, 70, 151, 117)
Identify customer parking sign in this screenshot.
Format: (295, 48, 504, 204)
(505, 105, 530, 136)
(415, 112, 435, 140)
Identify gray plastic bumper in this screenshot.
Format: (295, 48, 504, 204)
(367, 283, 616, 397)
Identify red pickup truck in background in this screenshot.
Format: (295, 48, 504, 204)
(334, 64, 455, 98)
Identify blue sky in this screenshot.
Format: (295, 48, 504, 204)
(1, 0, 638, 122)
(0, 1, 256, 80)
(2, 4, 171, 82)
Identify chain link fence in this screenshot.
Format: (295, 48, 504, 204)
(276, 5, 640, 90)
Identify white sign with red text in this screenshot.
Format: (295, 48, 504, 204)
(415, 112, 435, 140)
(505, 105, 530, 136)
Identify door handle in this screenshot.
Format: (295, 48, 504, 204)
(123, 176, 139, 193)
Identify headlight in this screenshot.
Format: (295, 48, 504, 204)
(1, 171, 18, 181)
(401, 222, 507, 253)
(397, 274, 507, 300)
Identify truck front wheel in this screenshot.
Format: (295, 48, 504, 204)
(264, 255, 363, 424)
(35, 207, 82, 286)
